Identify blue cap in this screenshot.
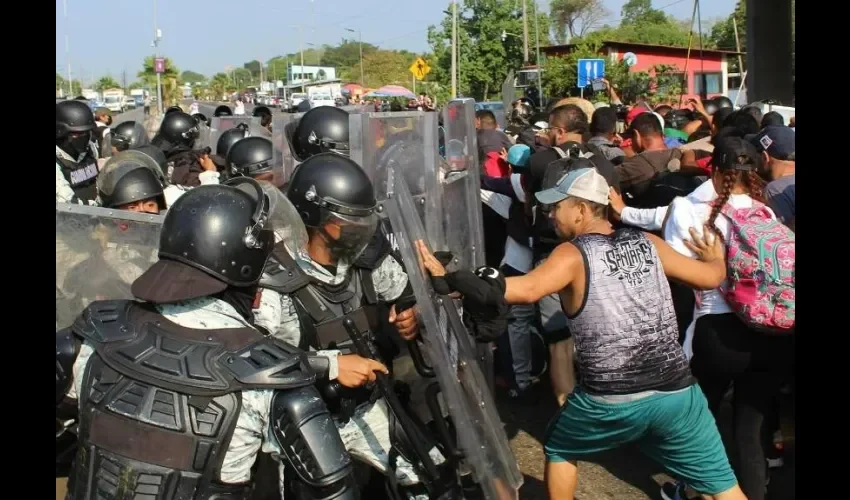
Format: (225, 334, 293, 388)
(506, 144, 531, 168)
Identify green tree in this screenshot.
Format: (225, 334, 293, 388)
(349, 50, 417, 88)
(56, 73, 82, 96)
(180, 70, 206, 85)
(320, 39, 379, 69)
(428, 0, 531, 100)
(243, 60, 262, 78)
(549, 0, 610, 43)
(620, 0, 668, 25)
(94, 76, 120, 92)
(138, 56, 181, 106)
(209, 73, 230, 100)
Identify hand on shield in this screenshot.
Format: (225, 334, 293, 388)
(417, 240, 509, 342)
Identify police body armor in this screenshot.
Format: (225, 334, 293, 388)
(259, 230, 457, 498)
(56, 149, 99, 203)
(261, 225, 394, 360)
(65, 300, 318, 500)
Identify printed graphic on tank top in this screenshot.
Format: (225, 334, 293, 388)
(565, 228, 693, 395)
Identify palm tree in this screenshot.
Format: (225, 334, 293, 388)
(94, 76, 120, 92)
(137, 56, 182, 107)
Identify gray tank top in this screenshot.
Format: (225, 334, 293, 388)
(564, 228, 693, 395)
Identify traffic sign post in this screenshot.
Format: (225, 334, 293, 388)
(577, 58, 605, 96)
(409, 57, 431, 81)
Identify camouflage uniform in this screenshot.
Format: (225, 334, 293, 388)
(254, 250, 445, 489)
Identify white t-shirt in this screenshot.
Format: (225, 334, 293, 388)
(622, 179, 778, 358)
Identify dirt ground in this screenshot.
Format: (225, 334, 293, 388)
(497, 380, 796, 500)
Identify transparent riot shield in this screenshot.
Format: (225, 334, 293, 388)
(441, 99, 486, 272)
(349, 111, 443, 245)
(210, 116, 261, 154)
(271, 113, 304, 184)
(501, 71, 516, 112)
(195, 121, 212, 151)
(56, 203, 163, 329)
(384, 172, 522, 500)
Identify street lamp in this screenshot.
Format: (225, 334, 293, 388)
(345, 28, 364, 87)
(501, 30, 520, 41)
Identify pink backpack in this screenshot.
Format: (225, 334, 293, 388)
(719, 202, 795, 334)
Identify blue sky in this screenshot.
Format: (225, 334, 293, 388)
(56, 0, 736, 84)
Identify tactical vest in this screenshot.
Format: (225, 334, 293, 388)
(261, 249, 383, 354)
(56, 151, 99, 203)
(68, 300, 316, 500)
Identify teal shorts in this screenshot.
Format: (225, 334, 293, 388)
(544, 384, 737, 495)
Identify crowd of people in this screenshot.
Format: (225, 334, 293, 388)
(471, 87, 795, 500)
(55, 84, 794, 500)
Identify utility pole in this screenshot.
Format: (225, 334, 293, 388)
(732, 17, 745, 83)
(299, 25, 306, 93)
(345, 28, 364, 87)
(521, 0, 529, 63)
(451, 0, 457, 98)
(122, 69, 127, 92)
(532, 0, 544, 105)
(153, 0, 163, 114)
(63, 0, 72, 96)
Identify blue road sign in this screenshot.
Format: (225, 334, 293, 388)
(577, 58, 606, 88)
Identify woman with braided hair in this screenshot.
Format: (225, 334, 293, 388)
(653, 136, 795, 500)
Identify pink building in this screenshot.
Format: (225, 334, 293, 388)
(541, 41, 744, 101)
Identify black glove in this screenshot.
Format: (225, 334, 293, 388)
(428, 251, 456, 295)
(444, 267, 508, 343)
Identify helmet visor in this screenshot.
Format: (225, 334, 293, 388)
(319, 209, 378, 263)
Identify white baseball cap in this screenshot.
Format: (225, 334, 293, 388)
(535, 167, 610, 206)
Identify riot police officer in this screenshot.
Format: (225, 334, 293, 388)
(109, 121, 150, 154)
(56, 178, 357, 500)
(152, 111, 219, 188)
(289, 106, 350, 161)
(257, 153, 464, 498)
(216, 123, 250, 159)
(225, 135, 276, 182)
(97, 150, 166, 214)
(253, 105, 273, 132)
(214, 104, 233, 117)
(56, 100, 100, 204)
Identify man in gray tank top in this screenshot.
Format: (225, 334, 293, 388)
(418, 167, 746, 500)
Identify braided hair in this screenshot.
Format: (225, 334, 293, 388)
(706, 138, 767, 241)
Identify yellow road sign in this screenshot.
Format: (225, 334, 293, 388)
(409, 57, 431, 81)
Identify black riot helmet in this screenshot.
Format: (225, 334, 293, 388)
(253, 105, 272, 118)
(110, 121, 150, 152)
(510, 100, 534, 126)
(292, 106, 350, 160)
(131, 144, 169, 180)
(97, 151, 165, 211)
(192, 113, 209, 127)
(131, 177, 274, 303)
(214, 105, 233, 117)
(165, 106, 183, 115)
(713, 96, 734, 110)
(216, 123, 251, 158)
(226, 136, 275, 179)
(57, 100, 96, 160)
(287, 153, 378, 262)
(524, 85, 540, 109)
(153, 111, 199, 150)
(703, 99, 720, 116)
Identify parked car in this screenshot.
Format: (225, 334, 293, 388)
(123, 96, 136, 109)
(310, 94, 335, 108)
